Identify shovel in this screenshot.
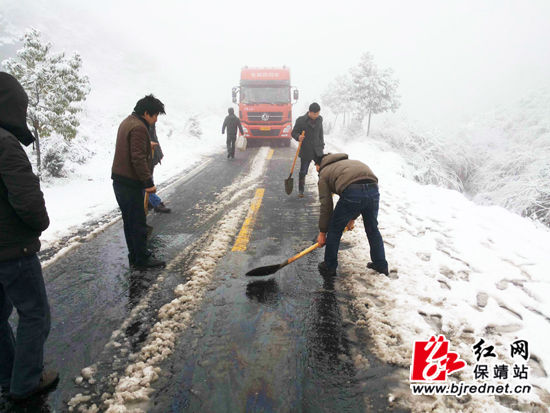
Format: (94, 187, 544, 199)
(246, 228, 350, 277)
(246, 242, 320, 277)
(284, 132, 304, 195)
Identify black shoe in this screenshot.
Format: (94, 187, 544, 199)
(133, 257, 166, 271)
(227, 153, 231, 158)
(154, 202, 171, 213)
(367, 262, 389, 276)
(9, 370, 59, 401)
(318, 262, 336, 277)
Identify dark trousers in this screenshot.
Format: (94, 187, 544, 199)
(226, 135, 236, 157)
(298, 158, 312, 193)
(113, 181, 148, 265)
(325, 185, 388, 271)
(0, 254, 50, 395)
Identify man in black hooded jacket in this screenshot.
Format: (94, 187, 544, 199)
(0, 72, 59, 400)
(222, 107, 244, 159)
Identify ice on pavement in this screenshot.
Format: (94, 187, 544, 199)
(69, 148, 268, 412)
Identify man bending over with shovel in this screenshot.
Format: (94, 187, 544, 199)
(316, 153, 389, 277)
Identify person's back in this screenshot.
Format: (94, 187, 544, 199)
(315, 153, 389, 277)
(222, 108, 243, 158)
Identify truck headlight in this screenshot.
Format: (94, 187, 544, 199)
(282, 125, 291, 133)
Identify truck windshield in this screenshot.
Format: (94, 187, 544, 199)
(241, 87, 289, 104)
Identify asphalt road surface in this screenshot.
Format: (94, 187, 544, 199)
(1, 144, 406, 413)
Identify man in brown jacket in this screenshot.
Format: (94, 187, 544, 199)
(315, 153, 389, 277)
(111, 95, 166, 270)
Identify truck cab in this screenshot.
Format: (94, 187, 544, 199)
(232, 66, 298, 146)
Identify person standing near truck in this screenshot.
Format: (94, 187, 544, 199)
(222, 107, 244, 159)
(291, 102, 324, 197)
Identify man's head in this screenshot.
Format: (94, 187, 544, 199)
(0, 72, 35, 146)
(228, 107, 234, 115)
(134, 94, 166, 125)
(308, 102, 321, 120)
(314, 153, 327, 172)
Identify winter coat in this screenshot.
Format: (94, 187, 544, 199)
(0, 73, 50, 261)
(111, 114, 154, 189)
(317, 153, 378, 233)
(291, 113, 324, 161)
(149, 124, 164, 167)
(222, 114, 244, 138)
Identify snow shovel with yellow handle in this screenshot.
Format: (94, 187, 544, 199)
(246, 242, 319, 277)
(246, 228, 350, 277)
(284, 132, 304, 195)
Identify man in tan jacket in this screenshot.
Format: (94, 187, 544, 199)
(111, 95, 166, 270)
(315, 153, 389, 277)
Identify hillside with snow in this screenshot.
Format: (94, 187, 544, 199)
(328, 137, 550, 411)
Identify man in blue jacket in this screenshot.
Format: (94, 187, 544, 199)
(0, 72, 59, 400)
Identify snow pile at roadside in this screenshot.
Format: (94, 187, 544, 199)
(330, 139, 550, 411)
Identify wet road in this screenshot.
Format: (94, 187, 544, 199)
(1, 145, 406, 413)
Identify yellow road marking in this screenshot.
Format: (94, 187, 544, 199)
(232, 188, 265, 252)
(267, 149, 274, 160)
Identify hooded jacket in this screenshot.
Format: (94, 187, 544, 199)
(0, 72, 50, 261)
(317, 153, 378, 232)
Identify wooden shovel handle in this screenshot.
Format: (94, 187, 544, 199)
(289, 132, 304, 175)
(286, 243, 319, 265)
(144, 146, 155, 214)
(144, 192, 150, 214)
(285, 227, 349, 266)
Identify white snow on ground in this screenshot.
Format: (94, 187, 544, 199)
(328, 138, 550, 411)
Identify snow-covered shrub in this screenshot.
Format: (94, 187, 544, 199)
(367, 121, 464, 191)
(186, 116, 202, 138)
(462, 89, 550, 225)
(43, 148, 65, 177)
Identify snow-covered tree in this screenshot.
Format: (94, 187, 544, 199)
(349, 52, 400, 135)
(2, 28, 90, 176)
(186, 115, 202, 138)
(321, 74, 354, 128)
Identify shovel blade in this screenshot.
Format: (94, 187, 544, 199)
(284, 176, 294, 195)
(246, 263, 282, 277)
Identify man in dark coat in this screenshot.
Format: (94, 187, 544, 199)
(291, 102, 324, 197)
(111, 95, 166, 270)
(315, 153, 389, 277)
(0, 72, 59, 400)
(222, 107, 244, 159)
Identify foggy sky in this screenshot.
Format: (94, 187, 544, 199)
(2, 0, 550, 130)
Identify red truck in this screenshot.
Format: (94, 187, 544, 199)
(232, 66, 299, 147)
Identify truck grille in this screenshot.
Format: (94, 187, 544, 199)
(250, 129, 280, 136)
(247, 112, 283, 122)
